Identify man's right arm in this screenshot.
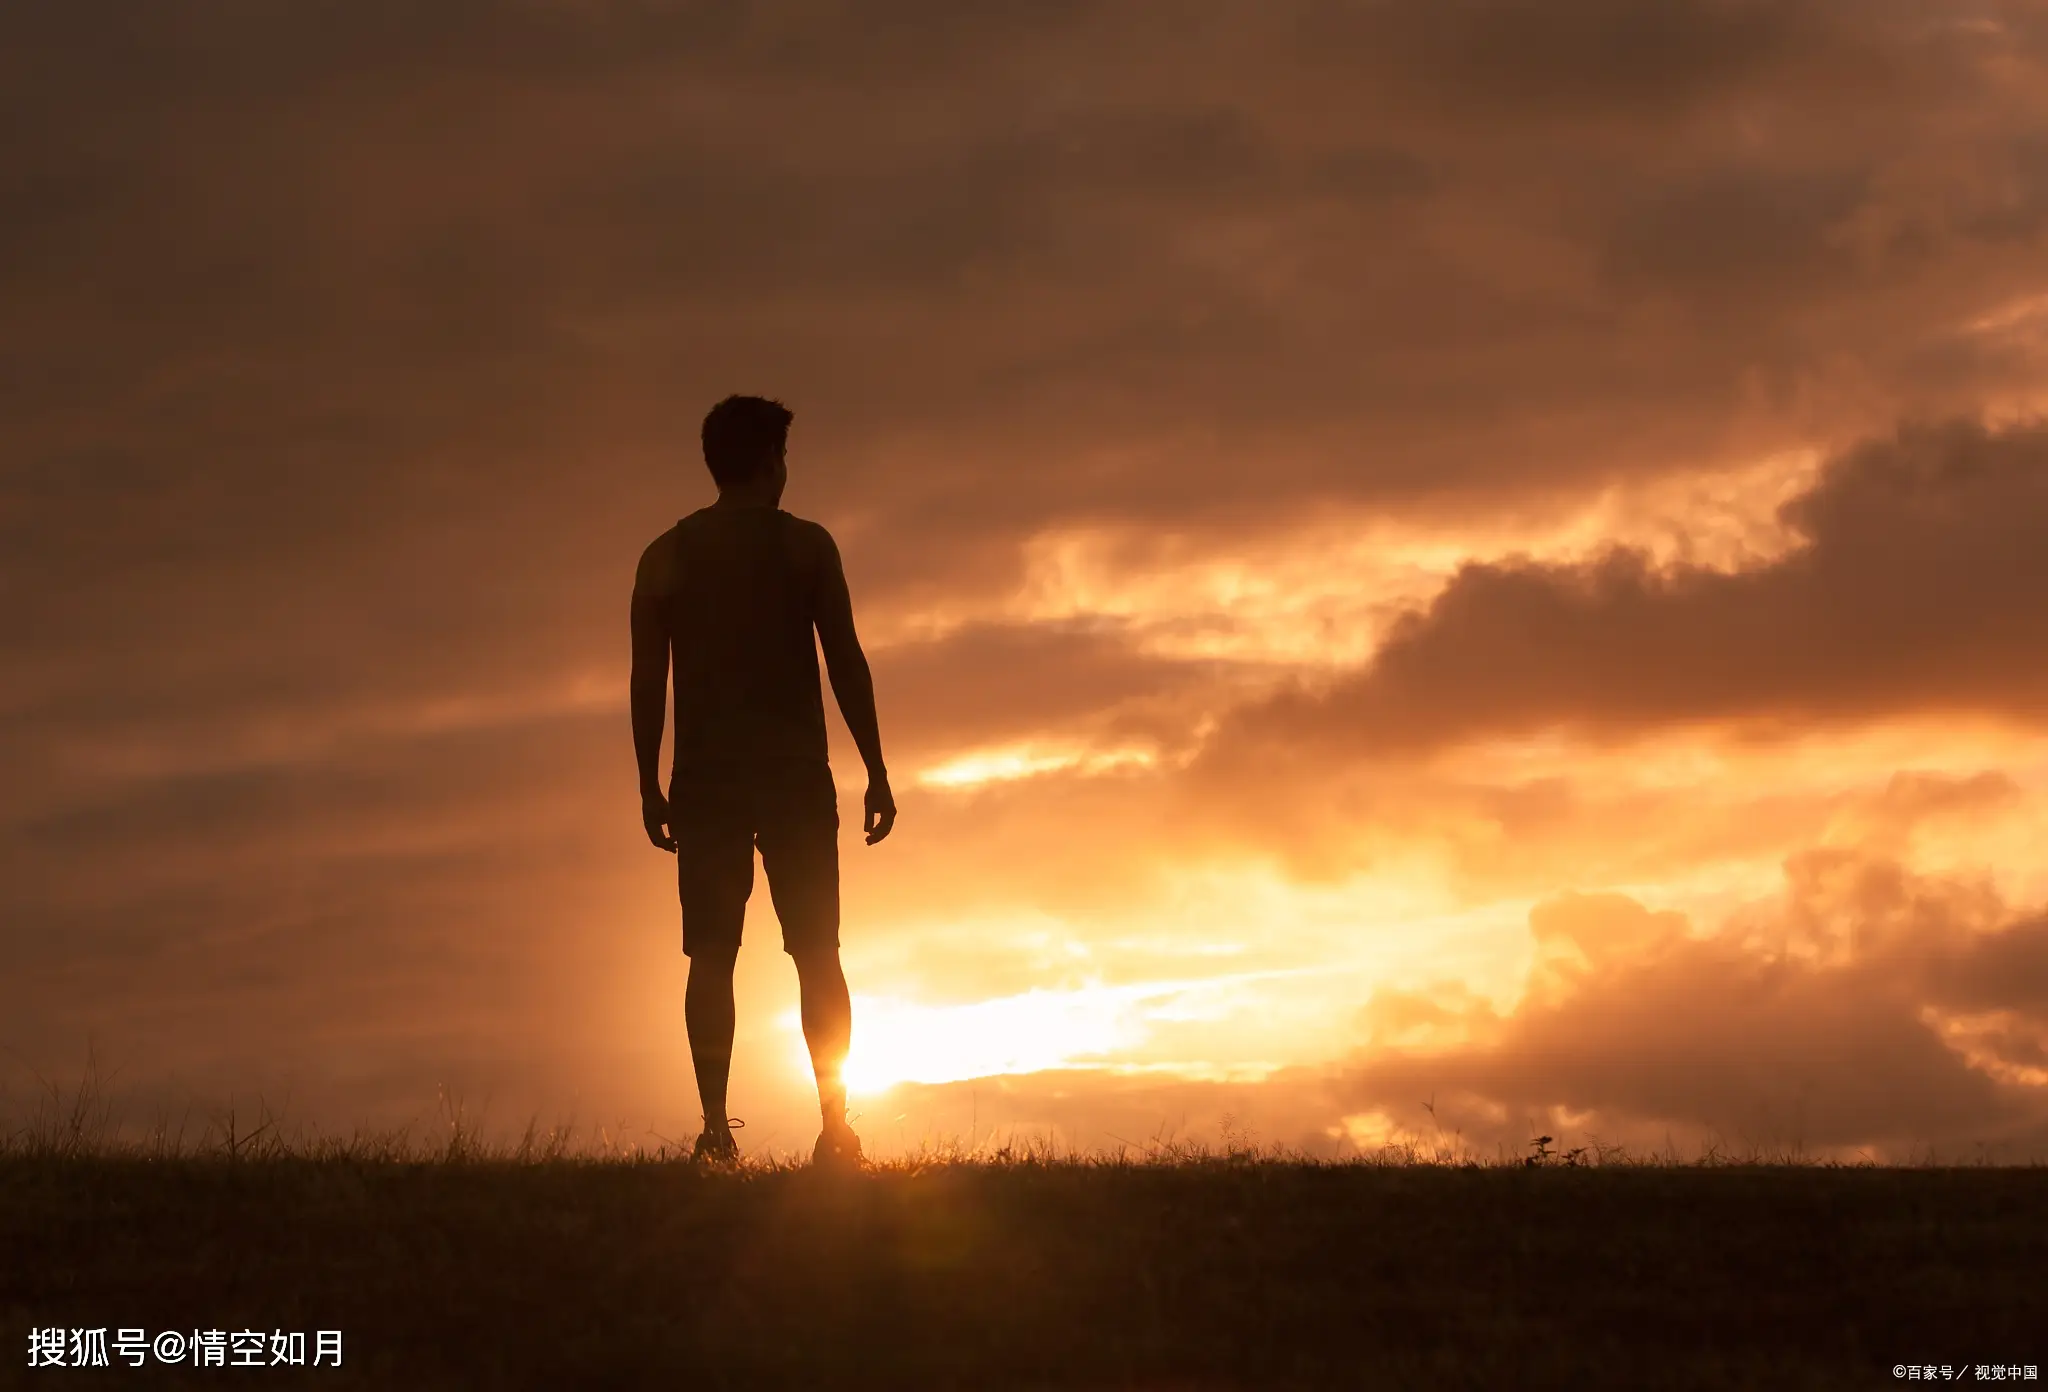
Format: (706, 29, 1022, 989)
(630, 540, 677, 852)
(812, 526, 896, 844)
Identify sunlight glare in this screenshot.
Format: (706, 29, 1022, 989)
(917, 742, 1157, 789)
(780, 970, 1321, 1095)
(813, 987, 1143, 1094)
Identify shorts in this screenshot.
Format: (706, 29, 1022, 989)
(669, 759, 840, 959)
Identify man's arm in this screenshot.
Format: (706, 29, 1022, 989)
(813, 528, 896, 844)
(630, 588, 676, 851)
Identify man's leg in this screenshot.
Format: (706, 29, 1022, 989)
(790, 945, 851, 1131)
(685, 942, 741, 1129)
(672, 767, 753, 1140)
(757, 762, 853, 1143)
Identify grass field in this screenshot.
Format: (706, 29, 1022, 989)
(3, 1087, 2044, 1392)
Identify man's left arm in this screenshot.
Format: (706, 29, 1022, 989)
(630, 588, 675, 851)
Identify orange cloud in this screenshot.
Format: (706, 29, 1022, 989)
(1338, 848, 2048, 1159)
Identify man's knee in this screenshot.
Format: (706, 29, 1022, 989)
(788, 942, 842, 978)
(688, 942, 741, 975)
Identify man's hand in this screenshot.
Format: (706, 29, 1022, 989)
(642, 789, 677, 853)
(863, 776, 897, 845)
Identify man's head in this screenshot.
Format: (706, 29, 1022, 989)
(701, 394, 792, 501)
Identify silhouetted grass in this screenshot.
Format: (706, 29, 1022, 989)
(3, 1059, 2044, 1389)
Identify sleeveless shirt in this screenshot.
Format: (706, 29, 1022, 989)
(634, 506, 830, 773)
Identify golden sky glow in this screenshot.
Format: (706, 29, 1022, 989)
(6, 0, 2048, 1163)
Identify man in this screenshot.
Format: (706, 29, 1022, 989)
(630, 394, 895, 1170)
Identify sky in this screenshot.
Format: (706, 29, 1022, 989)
(5, 0, 2048, 1163)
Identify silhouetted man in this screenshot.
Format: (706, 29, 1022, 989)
(630, 394, 894, 1169)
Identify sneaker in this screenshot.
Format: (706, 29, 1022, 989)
(812, 1121, 863, 1170)
(691, 1117, 744, 1167)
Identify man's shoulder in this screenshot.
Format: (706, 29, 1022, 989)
(777, 511, 838, 559)
(633, 518, 691, 596)
(636, 510, 836, 593)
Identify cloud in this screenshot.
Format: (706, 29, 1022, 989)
(8, 0, 2044, 599)
(1201, 416, 2048, 770)
(5, 0, 2048, 1145)
(1338, 848, 2048, 1159)
(1295, 0, 1813, 122)
(868, 618, 1229, 759)
(1599, 165, 1872, 306)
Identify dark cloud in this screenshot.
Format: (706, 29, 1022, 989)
(1202, 416, 2048, 768)
(6, 0, 2040, 577)
(1930, 912, 2048, 1016)
(1599, 165, 1873, 305)
(1295, 0, 1811, 122)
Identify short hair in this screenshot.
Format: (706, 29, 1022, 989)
(701, 394, 793, 488)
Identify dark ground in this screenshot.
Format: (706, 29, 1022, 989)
(2, 1157, 2043, 1390)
